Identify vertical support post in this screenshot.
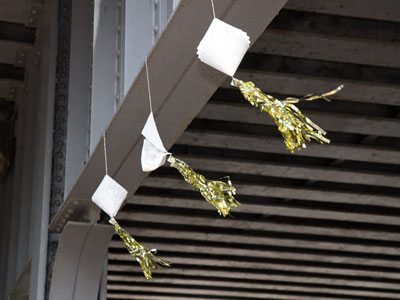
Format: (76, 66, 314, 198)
(45, 0, 72, 298)
(64, 0, 93, 194)
(28, 0, 59, 298)
(123, 0, 177, 97)
(90, 0, 120, 153)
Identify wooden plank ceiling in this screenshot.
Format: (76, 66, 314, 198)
(107, 1, 400, 299)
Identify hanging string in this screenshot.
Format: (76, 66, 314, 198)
(145, 56, 153, 113)
(103, 132, 108, 175)
(210, 0, 216, 19)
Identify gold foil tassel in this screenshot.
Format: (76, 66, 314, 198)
(168, 155, 239, 217)
(231, 78, 343, 152)
(109, 218, 170, 279)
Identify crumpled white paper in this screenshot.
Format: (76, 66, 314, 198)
(197, 18, 250, 77)
(141, 112, 169, 172)
(91, 174, 128, 218)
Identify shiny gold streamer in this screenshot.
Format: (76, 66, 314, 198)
(109, 218, 170, 279)
(231, 78, 343, 152)
(168, 155, 239, 217)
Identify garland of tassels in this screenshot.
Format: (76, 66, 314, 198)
(91, 0, 344, 280)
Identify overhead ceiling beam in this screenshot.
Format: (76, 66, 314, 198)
(226, 70, 400, 106)
(107, 282, 397, 300)
(107, 273, 400, 299)
(252, 29, 400, 68)
(108, 254, 400, 282)
(50, 0, 288, 232)
(117, 209, 400, 252)
(108, 239, 400, 270)
(142, 176, 400, 212)
(178, 131, 400, 165)
(0, 0, 39, 27)
(107, 269, 400, 292)
(169, 147, 400, 188)
(284, 0, 400, 23)
(199, 103, 400, 138)
(0, 40, 31, 66)
(0, 79, 22, 101)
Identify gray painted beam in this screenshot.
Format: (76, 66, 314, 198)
(178, 131, 400, 165)
(226, 70, 400, 106)
(199, 103, 400, 138)
(252, 29, 400, 68)
(50, 0, 288, 233)
(285, 0, 400, 23)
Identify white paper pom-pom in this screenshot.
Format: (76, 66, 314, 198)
(141, 138, 168, 172)
(91, 175, 128, 218)
(141, 112, 169, 172)
(197, 18, 250, 77)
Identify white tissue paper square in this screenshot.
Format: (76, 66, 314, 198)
(91, 174, 128, 218)
(141, 112, 169, 172)
(197, 18, 250, 77)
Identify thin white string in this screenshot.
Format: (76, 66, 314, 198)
(145, 56, 153, 113)
(210, 0, 216, 18)
(103, 132, 108, 175)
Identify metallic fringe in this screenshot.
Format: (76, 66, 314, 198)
(109, 218, 170, 279)
(231, 78, 343, 152)
(168, 155, 239, 217)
